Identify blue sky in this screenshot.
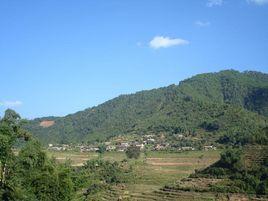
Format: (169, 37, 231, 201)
(0, 0, 268, 119)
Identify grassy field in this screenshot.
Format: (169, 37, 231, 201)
(47, 149, 221, 200)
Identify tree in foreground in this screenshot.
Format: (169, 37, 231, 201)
(0, 109, 74, 201)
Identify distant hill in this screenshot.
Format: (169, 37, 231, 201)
(24, 70, 268, 144)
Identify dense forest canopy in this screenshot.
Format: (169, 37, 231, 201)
(24, 70, 268, 145)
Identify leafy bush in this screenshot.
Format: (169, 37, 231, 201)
(73, 159, 133, 199)
(125, 145, 141, 159)
(82, 159, 127, 184)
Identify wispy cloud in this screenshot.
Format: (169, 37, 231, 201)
(0, 100, 22, 107)
(195, 20, 211, 27)
(136, 42, 143, 47)
(247, 0, 268, 5)
(206, 0, 223, 7)
(149, 36, 189, 49)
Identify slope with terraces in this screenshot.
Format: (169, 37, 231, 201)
(93, 183, 268, 201)
(243, 145, 268, 170)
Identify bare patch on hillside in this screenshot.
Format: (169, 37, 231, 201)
(40, 120, 55, 128)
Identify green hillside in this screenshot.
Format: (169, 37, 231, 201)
(24, 70, 268, 144)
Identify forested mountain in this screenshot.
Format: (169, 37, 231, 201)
(24, 70, 268, 144)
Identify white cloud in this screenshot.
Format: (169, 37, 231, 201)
(206, 0, 223, 7)
(149, 36, 189, 49)
(247, 0, 268, 5)
(195, 20, 211, 27)
(0, 100, 22, 107)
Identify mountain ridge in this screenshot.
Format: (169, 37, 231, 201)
(24, 69, 268, 144)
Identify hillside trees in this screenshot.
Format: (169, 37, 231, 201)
(24, 70, 268, 145)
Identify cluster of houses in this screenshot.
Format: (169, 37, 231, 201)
(48, 144, 71, 151)
(203, 145, 217, 151)
(48, 142, 139, 153)
(47, 134, 216, 152)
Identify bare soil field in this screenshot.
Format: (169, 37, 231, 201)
(39, 120, 55, 127)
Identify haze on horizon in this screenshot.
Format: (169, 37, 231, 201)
(1, 0, 268, 118)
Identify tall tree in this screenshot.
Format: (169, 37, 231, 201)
(0, 109, 30, 188)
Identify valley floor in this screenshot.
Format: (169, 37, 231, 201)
(47, 150, 220, 185)
(47, 150, 268, 201)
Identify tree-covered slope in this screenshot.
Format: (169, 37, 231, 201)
(24, 70, 268, 144)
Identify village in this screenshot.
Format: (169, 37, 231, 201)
(47, 134, 217, 153)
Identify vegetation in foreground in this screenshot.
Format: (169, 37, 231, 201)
(0, 110, 136, 201)
(0, 110, 74, 201)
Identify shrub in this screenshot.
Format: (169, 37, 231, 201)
(125, 145, 140, 159)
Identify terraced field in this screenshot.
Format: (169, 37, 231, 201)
(47, 150, 268, 200)
(48, 150, 221, 200)
(97, 185, 216, 201)
(243, 145, 268, 170)
(96, 181, 268, 201)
